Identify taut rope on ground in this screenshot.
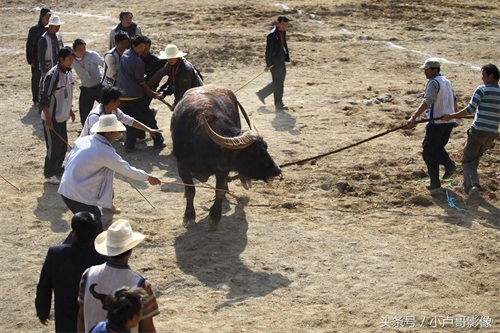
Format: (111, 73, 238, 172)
(279, 116, 473, 168)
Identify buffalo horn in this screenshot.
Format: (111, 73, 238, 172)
(202, 113, 258, 150)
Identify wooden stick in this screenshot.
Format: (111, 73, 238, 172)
(51, 129, 73, 149)
(0, 174, 20, 191)
(161, 181, 234, 193)
(233, 65, 274, 94)
(159, 98, 173, 110)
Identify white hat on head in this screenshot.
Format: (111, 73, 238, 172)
(95, 220, 146, 256)
(419, 58, 441, 69)
(158, 44, 187, 60)
(91, 114, 126, 133)
(45, 15, 64, 27)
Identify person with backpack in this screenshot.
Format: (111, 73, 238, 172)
(147, 44, 203, 111)
(39, 46, 76, 185)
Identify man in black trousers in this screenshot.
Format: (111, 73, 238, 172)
(35, 212, 107, 332)
(256, 15, 291, 111)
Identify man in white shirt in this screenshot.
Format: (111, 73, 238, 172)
(58, 114, 161, 240)
(72, 39, 104, 126)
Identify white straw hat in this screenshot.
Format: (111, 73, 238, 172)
(158, 44, 187, 60)
(95, 220, 146, 256)
(45, 15, 64, 27)
(91, 114, 126, 133)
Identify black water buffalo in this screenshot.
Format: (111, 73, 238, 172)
(170, 84, 281, 229)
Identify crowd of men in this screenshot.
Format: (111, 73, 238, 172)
(26, 6, 499, 333)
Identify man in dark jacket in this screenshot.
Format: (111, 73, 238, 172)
(256, 15, 291, 111)
(26, 7, 51, 108)
(35, 212, 108, 332)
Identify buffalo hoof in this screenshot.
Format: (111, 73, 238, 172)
(208, 217, 220, 231)
(182, 218, 196, 228)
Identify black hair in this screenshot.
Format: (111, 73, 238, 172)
(142, 35, 151, 46)
(106, 287, 145, 328)
(112, 249, 133, 260)
(130, 35, 147, 47)
(40, 7, 51, 19)
(101, 86, 124, 105)
(482, 63, 500, 81)
(277, 15, 290, 22)
(58, 46, 74, 60)
(71, 212, 98, 244)
(119, 10, 133, 20)
(114, 31, 130, 43)
(72, 38, 86, 50)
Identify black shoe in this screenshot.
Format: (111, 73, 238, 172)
(255, 92, 265, 105)
(153, 142, 167, 149)
(125, 146, 136, 153)
(275, 104, 289, 111)
(443, 164, 457, 179)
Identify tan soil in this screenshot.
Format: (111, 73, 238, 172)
(0, 0, 499, 332)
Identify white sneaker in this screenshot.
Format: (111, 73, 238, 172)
(45, 176, 60, 185)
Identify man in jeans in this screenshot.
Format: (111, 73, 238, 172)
(443, 63, 500, 205)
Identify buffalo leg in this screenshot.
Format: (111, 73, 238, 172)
(177, 164, 196, 228)
(208, 173, 229, 230)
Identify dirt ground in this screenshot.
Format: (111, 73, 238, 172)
(0, 0, 499, 332)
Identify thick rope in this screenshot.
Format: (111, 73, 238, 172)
(280, 116, 473, 168)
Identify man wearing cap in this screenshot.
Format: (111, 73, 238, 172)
(58, 114, 162, 238)
(35, 212, 108, 333)
(77, 219, 159, 333)
(148, 43, 203, 111)
(109, 10, 142, 50)
(26, 7, 51, 108)
(38, 15, 64, 77)
(256, 15, 291, 111)
(408, 58, 458, 193)
(117, 35, 165, 152)
(442, 63, 500, 205)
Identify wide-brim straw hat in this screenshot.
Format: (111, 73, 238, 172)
(91, 114, 126, 133)
(158, 44, 187, 60)
(95, 220, 146, 256)
(45, 15, 64, 27)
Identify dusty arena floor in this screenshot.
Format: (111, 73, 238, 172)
(0, 0, 499, 332)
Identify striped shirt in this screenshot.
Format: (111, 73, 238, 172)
(465, 83, 500, 133)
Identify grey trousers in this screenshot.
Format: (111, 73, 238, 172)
(462, 127, 498, 193)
